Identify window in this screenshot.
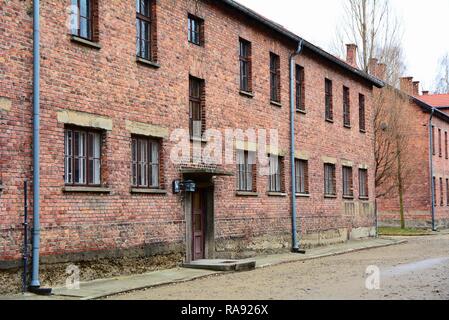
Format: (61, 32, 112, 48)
(239, 39, 252, 93)
(440, 177, 444, 206)
(445, 132, 448, 159)
(269, 155, 283, 193)
(325, 79, 333, 121)
(71, 0, 98, 41)
(236, 150, 255, 192)
(270, 53, 281, 103)
(433, 177, 436, 204)
(296, 65, 305, 112)
(432, 126, 435, 155)
(64, 127, 101, 186)
(131, 136, 161, 188)
(446, 179, 449, 206)
(343, 87, 351, 127)
(359, 94, 366, 132)
(136, 0, 156, 61)
(342, 166, 353, 198)
(359, 169, 369, 199)
(188, 14, 204, 46)
(295, 159, 309, 194)
(324, 163, 336, 196)
(189, 76, 205, 139)
(439, 128, 442, 157)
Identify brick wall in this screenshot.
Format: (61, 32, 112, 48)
(0, 0, 377, 265)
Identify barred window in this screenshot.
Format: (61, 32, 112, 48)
(64, 127, 101, 186)
(432, 126, 435, 155)
(343, 86, 351, 127)
(131, 136, 160, 188)
(439, 128, 442, 157)
(239, 39, 252, 93)
(359, 94, 366, 132)
(325, 79, 333, 121)
(269, 155, 283, 193)
(440, 177, 444, 206)
(342, 166, 353, 198)
(188, 14, 204, 46)
(359, 169, 369, 199)
(433, 177, 436, 204)
(445, 131, 448, 159)
(270, 53, 281, 103)
(446, 179, 449, 206)
(324, 163, 336, 196)
(236, 150, 255, 192)
(295, 159, 309, 194)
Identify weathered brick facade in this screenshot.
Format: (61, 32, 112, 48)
(0, 0, 379, 268)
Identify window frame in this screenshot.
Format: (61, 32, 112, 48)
(359, 93, 366, 133)
(343, 86, 351, 128)
(64, 125, 102, 187)
(438, 128, 442, 157)
(236, 150, 256, 192)
(295, 159, 309, 195)
(189, 76, 205, 139)
(440, 177, 444, 206)
(342, 166, 354, 198)
(324, 163, 336, 197)
(325, 79, 333, 122)
(71, 0, 94, 41)
(131, 135, 161, 189)
(268, 154, 283, 193)
(359, 168, 369, 199)
(296, 65, 305, 112)
(239, 38, 252, 93)
(270, 52, 281, 103)
(136, 0, 154, 61)
(188, 14, 204, 46)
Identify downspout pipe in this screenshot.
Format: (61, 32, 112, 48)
(31, 0, 41, 289)
(429, 108, 436, 231)
(290, 39, 305, 253)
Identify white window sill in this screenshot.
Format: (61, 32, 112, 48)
(63, 186, 111, 193)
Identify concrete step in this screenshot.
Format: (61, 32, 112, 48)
(183, 259, 256, 272)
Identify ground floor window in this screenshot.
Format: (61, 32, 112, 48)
(295, 159, 309, 194)
(237, 150, 255, 192)
(131, 136, 161, 188)
(342, 166, 353, 198)
(64, 127, 101, 186)
(359, 168, 369, 199)
(324, 163, 336, 196)
(269, 155, 283, 193)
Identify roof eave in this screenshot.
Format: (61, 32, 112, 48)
(220, 0, 384, 88)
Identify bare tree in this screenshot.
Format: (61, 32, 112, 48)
(433, 53, 449, 94)
(374, 86, 415, 229)
(332, 0, 406, 86)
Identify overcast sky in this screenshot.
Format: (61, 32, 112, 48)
(238, 0, 449, 92)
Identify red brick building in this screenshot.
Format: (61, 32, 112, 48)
(376, 75, 449, 229)
(0, 0, 382, 270)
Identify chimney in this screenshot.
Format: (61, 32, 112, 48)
(422, 91, 429, 96)
(368, 58, 378, 77)
(377, 63, 387, 82)
(400, 77, 414, 95)
(346, 44, 358, 68)
(412, 81, 420, 96)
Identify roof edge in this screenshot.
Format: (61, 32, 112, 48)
(220, 0, 384, 88)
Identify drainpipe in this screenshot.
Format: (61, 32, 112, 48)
(289, 39, 305, 253)
(31, 0, 41, 289)
(429, 108, 436, 231)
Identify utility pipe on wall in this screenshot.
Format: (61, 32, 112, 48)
(31, 0, 41, 289)
(429, 108, 436, 231)
(289, 39, 305, 253)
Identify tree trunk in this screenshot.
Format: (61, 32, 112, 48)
(397, 147, 405, 229)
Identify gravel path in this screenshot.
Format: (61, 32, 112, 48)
(108, 234, 449, 300)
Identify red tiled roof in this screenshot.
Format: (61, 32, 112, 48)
(419, 94, 449, 107)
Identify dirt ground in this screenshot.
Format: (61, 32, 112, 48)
(107, 234, 449, 300)
(0, 253, 183, 295)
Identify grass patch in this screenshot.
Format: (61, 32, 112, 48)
(378, 227, 433, 236)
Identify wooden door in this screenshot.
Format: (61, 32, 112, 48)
(192, 190, 205, 260)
